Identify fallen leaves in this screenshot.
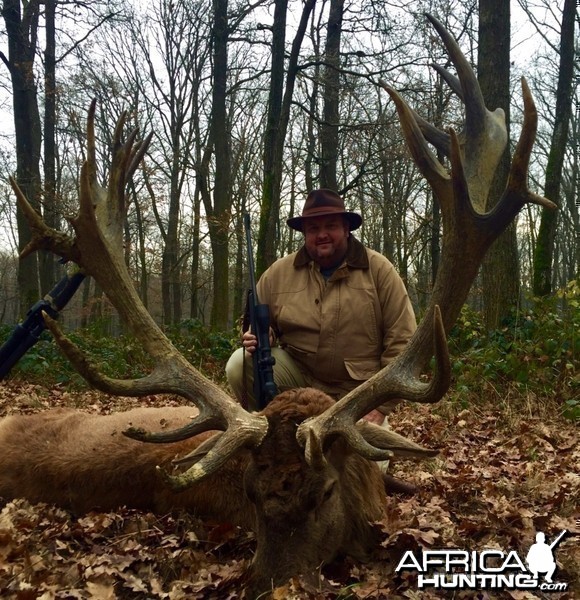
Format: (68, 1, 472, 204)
(0, 498, 252, 599)
(0, 380, 578, 599)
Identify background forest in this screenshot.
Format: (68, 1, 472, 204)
(0, 0, 577, 335)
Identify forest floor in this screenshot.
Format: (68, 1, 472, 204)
(0, 380, 577, 599)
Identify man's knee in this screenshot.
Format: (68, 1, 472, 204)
(225, 347, 249, 400)
(225, 346, 306, 405)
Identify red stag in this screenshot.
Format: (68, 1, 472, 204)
(0, 14, 553, 597)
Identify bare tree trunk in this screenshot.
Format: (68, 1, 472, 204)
(207, 0, 231, 330)
(319, 0, 344, 190)
(190, 189, 202, 321)
(232, 209, 245, 326)
(41, 0, 57, 293)
(257, 0, 316, 275)
(130, 183, 149, 310)
(569, 108, 579, 280)
(162, 156, 182, 325)
(1, 0, 42, 314)
(478, 0, 519, 329)
(257, 0, 288, 276)
(304, 60, 319, 194)
(532, 0, 576, 296)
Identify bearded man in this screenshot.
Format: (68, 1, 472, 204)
(226, 188, 416, 430)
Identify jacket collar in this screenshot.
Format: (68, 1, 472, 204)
(293, 235, 369, 269)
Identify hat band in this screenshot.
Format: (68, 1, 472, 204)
(301, 206, 345, 218)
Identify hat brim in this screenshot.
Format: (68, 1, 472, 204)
(287, 211, 362, 232)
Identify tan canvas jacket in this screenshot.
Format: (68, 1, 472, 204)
(257, 236, 416, 398)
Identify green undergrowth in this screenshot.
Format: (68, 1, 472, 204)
(1, 282, 578, 421)
(0, 318, 236, 389)
(447, 280, 579, 422)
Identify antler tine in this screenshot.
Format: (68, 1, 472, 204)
(505, 78, 556, 210)
(430, 63, 463, 101)
(425, 13, 487, 133)
(482, 78, 557, 236)
(378, 81, 450, 202)
(413, 109, 452, 157)
(9, 176, 79, 261)
(425, 13, 507, 211)
(156, 423, 258, 492)
(11, 102, 269, 487)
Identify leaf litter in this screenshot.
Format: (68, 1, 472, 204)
(0, 381, 577, 599)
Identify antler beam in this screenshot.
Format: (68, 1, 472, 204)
(11, 100, 269, 488)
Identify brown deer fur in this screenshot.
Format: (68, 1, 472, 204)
(0, 405, 250, 524)
(245, 389, 384, 592)
(0, 388, 385, 591)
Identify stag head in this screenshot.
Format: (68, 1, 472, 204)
(10, 13, 553, 596)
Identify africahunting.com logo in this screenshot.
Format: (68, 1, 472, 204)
(395, 530, 569, 592)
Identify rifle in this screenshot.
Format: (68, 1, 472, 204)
(0, 266, 86, 380)
(548, 530, 567, 550)
(243, 213, 278, 410)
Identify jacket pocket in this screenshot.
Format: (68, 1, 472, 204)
(344, 358, 381, 381)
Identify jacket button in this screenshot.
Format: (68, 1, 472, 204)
(315, 299, 320, 304)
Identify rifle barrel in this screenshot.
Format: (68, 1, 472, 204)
(244, 213, 258, 299)
(549, 530, 567, 550)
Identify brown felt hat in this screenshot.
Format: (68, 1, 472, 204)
(286, 189, 362, 232)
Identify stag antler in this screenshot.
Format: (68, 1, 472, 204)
(11, 14, 557, 492)
(11, 100, 268, 489)
(296, 13, 556, 465)
(15, 101, 437, 494)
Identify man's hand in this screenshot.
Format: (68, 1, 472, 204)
(362, 409, 385, 426)
(242, 328, 276, 354)
(241, 330, 259, 354)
